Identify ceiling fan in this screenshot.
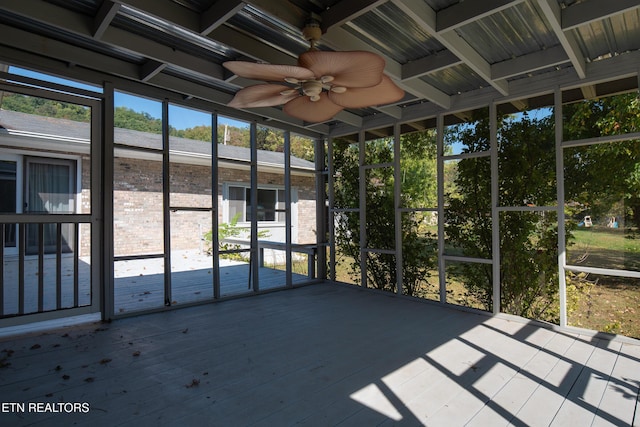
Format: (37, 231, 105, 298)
(223, 19, 405, 123)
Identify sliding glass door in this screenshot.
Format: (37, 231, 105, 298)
(24, 158, 76, 254)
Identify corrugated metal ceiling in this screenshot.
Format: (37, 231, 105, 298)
(0, 0, 637, 138)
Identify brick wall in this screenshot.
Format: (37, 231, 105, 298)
(112, 157, 317, 257)
(0, 146, 317, 258)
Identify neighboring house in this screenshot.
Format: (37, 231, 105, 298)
(0, 109, 317, 259)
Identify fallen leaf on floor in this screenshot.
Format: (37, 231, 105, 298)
(132, 351, 141, 357)
(182, 328, 189, 334)
(30, 344, 41, 350)
(99, 358, 112, 365)
(185, 378, 200, 388)
(84, 377, 95, 383)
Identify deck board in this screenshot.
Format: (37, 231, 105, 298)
(591, 342, 640, 427)
(0, 283, 638, 426)
(3, 251, 311, 317)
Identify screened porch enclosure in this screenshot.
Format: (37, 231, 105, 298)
(0, 82, 322, 323)
(1, 63, 639, 344)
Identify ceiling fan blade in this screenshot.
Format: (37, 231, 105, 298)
(298, 50, 385, 88)
(223, 61, 315, 82)
(328, 75, 405, 109)
(228, 84, 299, 108)
(283, 93, 344, 123)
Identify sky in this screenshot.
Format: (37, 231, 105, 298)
(7, 66, 247, 130)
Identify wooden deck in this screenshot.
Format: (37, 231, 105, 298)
(2, 251, 312, 316)
(0, 283, 638, 426)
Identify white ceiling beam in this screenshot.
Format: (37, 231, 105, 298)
(491, 45, 569, 80)
(200, 1, 246, 35)
(244, 0, 308, 29)
(562, 0, 640, 31)
(102, 26, 225, 79)
(112, 0, 199, 29)
(402, 50, 461, 80)
(116, 1, 296, 65)
(535, 0, 586, 79)
(581, 85, 597, 100)
(330, 49, 640, 138)
(208, 25, 296, 65)
(392, 0, 509, 96)
(320, 0, 388, 30)
(93, 1, 120, 39)
(436, 0, 526, 32)
(0, 23, 142, 81)
(0, 0, 225, 80)
(332, 110, 364, 128)
(140, 60, 166, 82)
(375, 105, 403, 120)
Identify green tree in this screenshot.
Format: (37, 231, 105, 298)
(444, 110, 564, 320)
(114, 106, 163, 133)
(563, 93, 640, 232)
(1, 93, 90, 121)
(400, 130, 438, 207)
(333, 132, 437, 295)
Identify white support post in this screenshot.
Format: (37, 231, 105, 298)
(394, 123, 403, 295)
(490, 101, 500, 315)
(359, 130, 367, 288)
(212, 112, 220, 299)
(556, 88, 567, 327)
(437, 114, 446, 303)
(284, 130, 292, 287)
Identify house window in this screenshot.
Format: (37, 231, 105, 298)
(228, 185, 285, 223)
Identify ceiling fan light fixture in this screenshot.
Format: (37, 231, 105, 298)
(330, 86, 347, 93)
(284, 77, 300, 84)
(280, 89, 298, 96)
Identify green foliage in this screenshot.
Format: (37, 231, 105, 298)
(114, 106, 163, 133)
(563, 93, 640, 232)
(444, 110, 564, 321)
(175, 125, 212, 142)
(332, 132, 438, 294)
(1, 93, 90, 121)
(203, 213, 270, 259)
(401, 130, 438, 207)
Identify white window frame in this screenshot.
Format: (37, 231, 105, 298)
(224, 183, 287, 225)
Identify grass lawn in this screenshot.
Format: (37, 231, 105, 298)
(567, 226, 640, 338)
(568, 274, 640, 339)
